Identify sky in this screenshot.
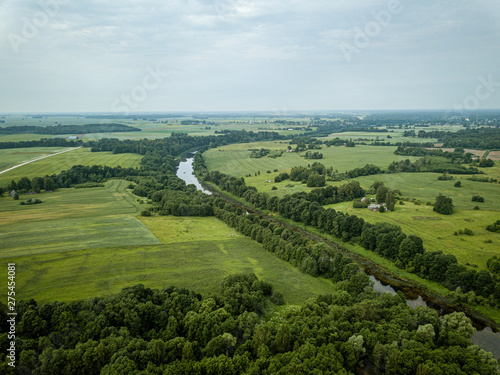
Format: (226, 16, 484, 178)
(0, 0, 499, 113)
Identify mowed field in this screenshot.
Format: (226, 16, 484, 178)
(6, 215, 335, 305)
(0, 179, 159, 258)
(203, 143, 420, 178)
(346, 172, 500, 211)
(2, 181, 336, 305)
(0, 147, 143, 186)
(325, 201, 500, 271)
(203, 142, 499, 274)
(0, 147, 71, 171)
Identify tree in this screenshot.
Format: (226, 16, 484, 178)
(386, 192, 396, 211)
(7, 179, 17, 191)
(31, 177, 44, 193)
(17, 176, 31, 191)
(44, 176, 56, 191)
(433, 194, 453, 215)
(376, 185, 389, 203)
(398, 235, 424, 266)
(454, 181, 461, 187)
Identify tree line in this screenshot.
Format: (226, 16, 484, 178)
(1, 132, 499, 373)
(1, 275, 497, 374)
(195, 155, 500, 309)
(0, 123, 141, 135)
(406, 128, 500, 149)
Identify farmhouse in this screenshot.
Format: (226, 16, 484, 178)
(368, 203, 386, 212)
(9, 190, 16, 197)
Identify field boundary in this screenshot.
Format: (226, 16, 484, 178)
(0, 146, 82, 175)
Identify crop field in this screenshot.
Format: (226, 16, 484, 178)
(325, 201, 500, 271)
(0, 180, 158, 258)
(6, 216, 335, 305)
(0, 147, 71, 172)
(0, 147, 143, 186)
(203, 143, 420, 178)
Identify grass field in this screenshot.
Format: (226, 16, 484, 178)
(6, 216, 336, 305)
(342, 173, 500, 211)
(0, 115, 310, 140)
(0, 180, 158, 258)
(1, 179, 337, 306)
(0, 148, 143, 186)
(0, 147, 71, 171)
(325, 201, 500, 271)
(203, 143, 420, 178)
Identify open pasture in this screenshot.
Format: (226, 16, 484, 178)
(203, 141, 309, 177)
(325, 202, 500, 272)
(321, 131, 438, 144)
(0, 147, 70, 172)
(0, 180, 158, 258)
(346, 173, 500, 211)
(203, 143, 420, 178)
(0, 115, 310, 141)
(8, 216, 335, 305)
(0, 147, 143, 186)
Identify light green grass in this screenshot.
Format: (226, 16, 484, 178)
(0, 180, 158, 258)
(0, 148, 143, 186)
(0, 147, 71, 171)
(0, 134, 48, 142)
(7, 216, 336, 305)
(343, 173, 500, 211)
(319, 132, 438, 144)
(203, 143, 420, 178)
(204, 142, 309, 177)
(325, 202, 500, 271)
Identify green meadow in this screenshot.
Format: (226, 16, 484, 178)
(0, 180, 158, 258)
(325, 201, 500, 271)
(0, 147, 71, 171)
(0, 147, 143, 186)
(345, 172, 500, 211)
(203, 143, 420, 178)
(1, 186, 336, 305)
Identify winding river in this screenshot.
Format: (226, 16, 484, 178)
(177, 155, 500, 359)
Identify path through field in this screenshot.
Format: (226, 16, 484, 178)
(0, 146, 82, 175)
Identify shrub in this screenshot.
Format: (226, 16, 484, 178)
(433, 194, 453, 215)
(472, 195, 484, 202)
(454, 181, 461, 187)
(353, 200, 368, 209)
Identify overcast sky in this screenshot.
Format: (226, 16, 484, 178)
(0, 0, 499, 113)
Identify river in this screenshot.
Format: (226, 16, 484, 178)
(177, 156, 500, 360)
(176, 156, 211, 195)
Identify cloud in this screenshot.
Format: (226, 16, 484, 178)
(0, 0, 498, 112)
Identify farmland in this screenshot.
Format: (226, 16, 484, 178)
(203, 142, 421, 178)
(0, 180, 158, 258)
(0, 147, 71, 172)
(325, 201, 500, 271)
(1, 172, 337, 306)
(0, 147, 143, 186)
(201, 141, 500, 278)
(5, 214, 335, 305)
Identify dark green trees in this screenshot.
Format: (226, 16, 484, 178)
(433, 194, 453, 215)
